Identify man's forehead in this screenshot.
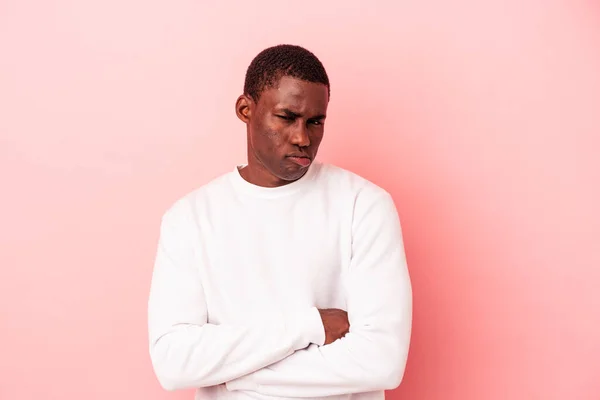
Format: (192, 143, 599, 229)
(277, 76, 326, 92)
(262, 77, 328, 108)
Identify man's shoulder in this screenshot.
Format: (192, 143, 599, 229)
(317, 163, 399, 222)
(160, 170, 234, 221)
(316, 162, 391, 199)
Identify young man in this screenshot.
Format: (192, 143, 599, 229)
(148, 44, 412, 399)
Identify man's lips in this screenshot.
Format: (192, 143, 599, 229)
(287, 156, 311, 167)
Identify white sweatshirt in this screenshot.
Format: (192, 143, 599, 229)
(147, 162, 412, 400)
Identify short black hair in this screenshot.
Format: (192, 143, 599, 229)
(243, 44, 330, 102)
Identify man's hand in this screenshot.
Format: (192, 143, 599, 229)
(318, 308, 350, 345)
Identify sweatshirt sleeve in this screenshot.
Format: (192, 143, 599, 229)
(147, 199, 326, 391)
(225, 189, 412, 397)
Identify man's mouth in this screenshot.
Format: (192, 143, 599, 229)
(287, 156, 311, 167)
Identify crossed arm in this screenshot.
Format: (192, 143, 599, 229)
(147, 190, 412, 396)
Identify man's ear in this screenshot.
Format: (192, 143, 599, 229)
(235, 94, 253, 123)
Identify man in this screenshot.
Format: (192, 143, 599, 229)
(147, 44, 412, 399)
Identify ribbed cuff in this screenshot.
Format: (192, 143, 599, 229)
(307, 307, 326, 346)
(290, 306, 325, 349)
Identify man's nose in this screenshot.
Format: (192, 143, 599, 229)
(290, 123, 310, 147)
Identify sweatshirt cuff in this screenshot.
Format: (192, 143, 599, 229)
(288, 306, 325, 350)
(304, 307, 326, 347)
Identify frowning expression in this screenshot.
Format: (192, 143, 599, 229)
(236, 75, 329, 187)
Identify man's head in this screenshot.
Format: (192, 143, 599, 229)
(236, 44, 330, 187)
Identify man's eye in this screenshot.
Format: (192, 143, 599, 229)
(309, 120, 322, 126)
(277, 115, 293, 121)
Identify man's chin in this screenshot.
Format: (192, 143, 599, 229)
(279, 168, 308, 182)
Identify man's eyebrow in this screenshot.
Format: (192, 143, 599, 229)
(278, 108, 326, 120)
(279, 108, 301, 118)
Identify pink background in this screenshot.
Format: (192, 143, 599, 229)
(1, 1, 599, 399)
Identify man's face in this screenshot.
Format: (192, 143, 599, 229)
(236, 75, 329, 187)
